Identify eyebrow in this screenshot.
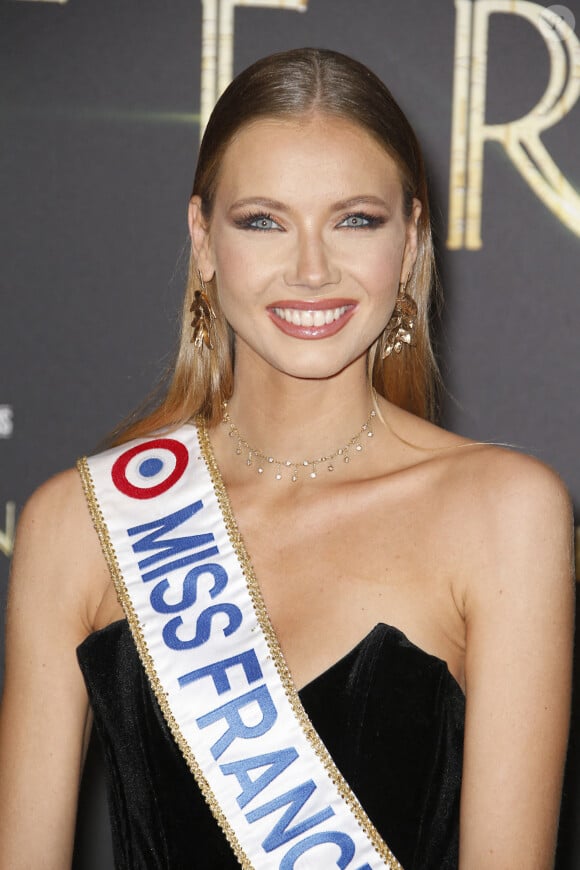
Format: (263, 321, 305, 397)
(333, 195, 390, 210)
(228, 195, 390, 212)
(229, 197, 288, 212)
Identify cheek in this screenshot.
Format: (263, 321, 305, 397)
(211, 233, 270, 292)
(209, 242, 257, 331)
(358, 244, 403, 298)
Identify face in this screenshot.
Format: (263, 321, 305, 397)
(190, 114, 420, 382)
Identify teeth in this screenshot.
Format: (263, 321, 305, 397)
(272, 306, 349, 327)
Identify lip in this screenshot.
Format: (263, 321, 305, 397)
(267, 299, 357, 340)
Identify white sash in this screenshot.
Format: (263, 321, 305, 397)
(78, 422, 402, 870)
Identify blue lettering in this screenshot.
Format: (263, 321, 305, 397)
(246, 780, 334, 852)
(178, 648, 262, 693)
(163, 603, 242, 650)
(220, 747, 298, 809)
(150, 563, 228, 614)
(279, 831, 356, 869)
(127, 501, 218, 581)
(197, 684, 277, 760)
(139, 545, 219, 583)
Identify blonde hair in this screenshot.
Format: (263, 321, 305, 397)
(112, 48, 440, 445)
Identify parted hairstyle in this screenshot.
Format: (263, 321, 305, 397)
(114, 47, 440, 445)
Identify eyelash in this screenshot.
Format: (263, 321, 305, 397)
(233, 210, 386, 231)
(233, 212, 281, 231)
(339, 212, 386, 229)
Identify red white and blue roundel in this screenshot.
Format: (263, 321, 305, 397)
(111, 438, 189, 499)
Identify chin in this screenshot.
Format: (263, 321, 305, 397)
(234, 333, 368, 381)
(271, 351, 363, 381)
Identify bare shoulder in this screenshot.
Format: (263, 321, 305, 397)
(446, 442, 571, 537)
(386, 400, 571, 525)
(10, 466, 109, 636)
(385, 402, 573, 592)
(19, 465, 85, 526)
(16, 467, 97, 561)
(441, 443, 573, 614)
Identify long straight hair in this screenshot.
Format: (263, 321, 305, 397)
(112, 48, 440, 445)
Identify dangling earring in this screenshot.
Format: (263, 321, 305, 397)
(381, 277, 417, 358)
(190, 271, 216, 350)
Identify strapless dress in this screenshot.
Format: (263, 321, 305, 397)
(77, 620, 465, 869)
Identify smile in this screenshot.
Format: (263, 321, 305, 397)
(267, 300, 356, 340)
(271, 306, 349, 327)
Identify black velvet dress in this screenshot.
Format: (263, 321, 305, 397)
(77, 619, 465, 870)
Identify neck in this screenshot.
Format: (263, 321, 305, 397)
(222, 358, 374, 465)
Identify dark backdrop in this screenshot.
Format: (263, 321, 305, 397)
(1, 0, 579, 866)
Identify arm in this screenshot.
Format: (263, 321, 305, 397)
(458, 455, 574, 869)
(0, 470, 104, 869)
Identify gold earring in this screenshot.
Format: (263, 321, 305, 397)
(381, 278, 417, 358)
(190, 272, 216, 350)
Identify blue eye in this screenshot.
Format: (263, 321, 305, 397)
(338, 213, 385, 229)
(235, 213, 282, 231)
(252, 216, 278, 230)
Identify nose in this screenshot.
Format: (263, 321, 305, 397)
(284, 228, 340, 291)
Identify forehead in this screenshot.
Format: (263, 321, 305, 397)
(214, 114, 404, 207)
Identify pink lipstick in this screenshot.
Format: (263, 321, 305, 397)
(267, 299, 356, 339)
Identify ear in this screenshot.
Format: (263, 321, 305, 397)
(401, 198, 422, 283)
(188, 195, 215, 282)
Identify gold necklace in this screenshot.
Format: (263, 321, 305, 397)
(222, 403, 376, 482)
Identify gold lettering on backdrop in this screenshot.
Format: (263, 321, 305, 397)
(200, 0, 308, 136)
(0, 502, 16, 560)
(448, 1, 580, 249)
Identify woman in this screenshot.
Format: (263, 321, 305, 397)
(0, 48, 574, 869)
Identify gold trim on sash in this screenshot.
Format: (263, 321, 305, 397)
(77, 455, 253, 869)
(197, 419, 402, 869)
